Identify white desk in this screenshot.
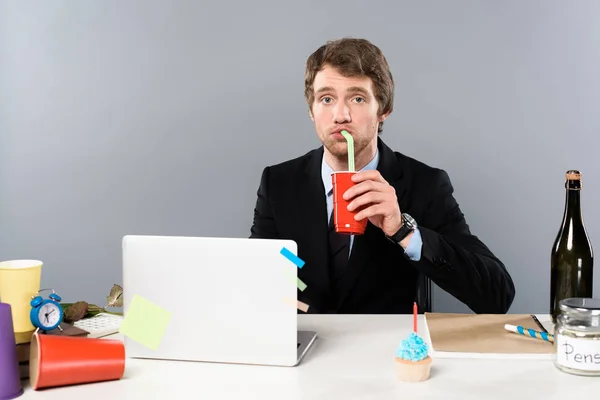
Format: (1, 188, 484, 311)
(19, 315, 600, 399)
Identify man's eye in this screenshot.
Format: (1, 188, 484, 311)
(321, 97, 333, 104)
(353, 97, 365, 103)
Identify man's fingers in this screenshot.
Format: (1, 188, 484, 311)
(347, 192, 388, 212)
(343, 180, 389, 200)
(354, 204, 386, 221)
(351, 170, 388, 184)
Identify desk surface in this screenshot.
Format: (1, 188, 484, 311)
(20, 314, 600, 399)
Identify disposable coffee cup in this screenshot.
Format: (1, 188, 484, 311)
(332, 171, 368, 235)
(0, 260, 43, 334)
(29, 332, 126, 390)
(0, 303, 24, 399)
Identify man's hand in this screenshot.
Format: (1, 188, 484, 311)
(344, 170, 404, 238)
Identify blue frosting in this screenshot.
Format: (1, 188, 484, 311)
(396, 332, 428, 362)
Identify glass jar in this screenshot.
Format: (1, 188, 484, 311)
(554, 297, 600, 376)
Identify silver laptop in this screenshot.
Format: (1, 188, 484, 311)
(122, 235, 317, 366)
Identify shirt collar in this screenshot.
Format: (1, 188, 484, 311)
(321, 149, 380, 196)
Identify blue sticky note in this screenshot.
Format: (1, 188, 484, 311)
(280, 247, 305, 268)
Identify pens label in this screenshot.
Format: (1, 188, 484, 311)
(556, 334, 600, 371)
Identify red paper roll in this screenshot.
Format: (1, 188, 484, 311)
(29, 332, 125, 390)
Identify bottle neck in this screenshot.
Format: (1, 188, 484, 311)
(563, 181, 582, 221)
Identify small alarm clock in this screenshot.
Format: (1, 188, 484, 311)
(30, 288, 64, 332)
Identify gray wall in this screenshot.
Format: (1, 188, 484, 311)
(1, 0, 599, 314)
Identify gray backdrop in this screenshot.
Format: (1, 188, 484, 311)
(1, 0, 599, 313)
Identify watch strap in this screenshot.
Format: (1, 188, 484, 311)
(387, 214, 416, 243)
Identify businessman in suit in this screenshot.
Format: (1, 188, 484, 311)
(250, 38, 515, 314)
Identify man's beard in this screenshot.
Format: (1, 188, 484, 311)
(324, 136, 369, 159)
(322, 121, 379, 160)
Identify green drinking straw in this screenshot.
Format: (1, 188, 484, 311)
(340, 130, 355, 172)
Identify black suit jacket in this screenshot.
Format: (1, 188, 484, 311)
(250, 138, 515, 314)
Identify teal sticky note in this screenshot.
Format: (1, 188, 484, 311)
(119, 294, 172, 351)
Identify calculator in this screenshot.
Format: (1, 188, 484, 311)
(73, 313, 124, 338)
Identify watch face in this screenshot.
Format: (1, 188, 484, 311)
(38, 302, 61, 328)
(403, 213, 417, 228)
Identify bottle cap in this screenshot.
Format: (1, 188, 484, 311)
(566, 170, 581, 180)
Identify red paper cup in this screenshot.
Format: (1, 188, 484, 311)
(29, 332, 125, 390)
(332, 171, 368, 235)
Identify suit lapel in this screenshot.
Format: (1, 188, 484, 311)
(334, 138, 407, 311)
(295, 146, 332, 312)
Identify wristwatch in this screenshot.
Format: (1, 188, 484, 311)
(386, 213, 417, 244)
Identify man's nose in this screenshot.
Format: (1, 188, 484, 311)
(333, 103, 351, 124)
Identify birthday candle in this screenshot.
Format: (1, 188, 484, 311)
(413, 302, 418, 333)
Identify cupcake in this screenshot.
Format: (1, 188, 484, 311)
(395, 331, 432, 382)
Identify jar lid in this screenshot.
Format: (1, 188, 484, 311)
(559, 298, 600, 315)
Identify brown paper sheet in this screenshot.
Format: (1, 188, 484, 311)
(425, 313, 554, 355)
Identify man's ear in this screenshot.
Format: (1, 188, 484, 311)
(378, 111, 391, 123)
(309, 108, 314, 122)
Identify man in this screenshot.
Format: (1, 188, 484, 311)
(250, 38, 515, 314)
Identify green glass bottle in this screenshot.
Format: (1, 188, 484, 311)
(550, 170, 594, 324)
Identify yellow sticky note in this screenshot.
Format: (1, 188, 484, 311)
(119, 294, 172, 351)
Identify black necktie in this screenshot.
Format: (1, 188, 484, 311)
(328, 210, 350, 285)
